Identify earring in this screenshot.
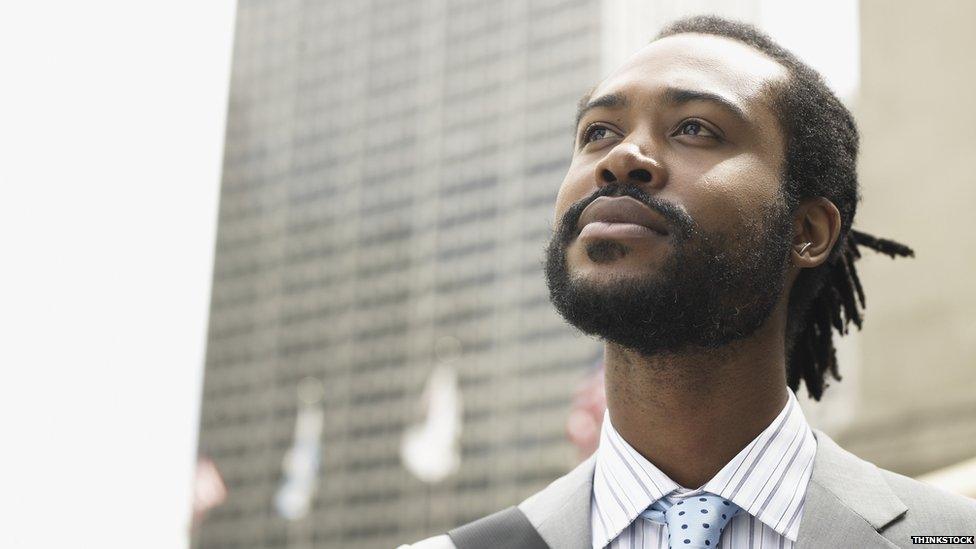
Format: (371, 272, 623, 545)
(797, 242, 812, 255)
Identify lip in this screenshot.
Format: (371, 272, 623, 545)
(577, 196, 670, 237)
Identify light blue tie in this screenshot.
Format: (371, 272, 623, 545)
(639, 493, 742, 548)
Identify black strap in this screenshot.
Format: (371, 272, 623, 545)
(447, 506, 550, 549)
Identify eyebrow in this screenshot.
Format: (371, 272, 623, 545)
(574, 91, 627, 128)
(574, 87, 749, 129)
(663, 88, 749, 124)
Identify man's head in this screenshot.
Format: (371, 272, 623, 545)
(544, 16, 913, 399)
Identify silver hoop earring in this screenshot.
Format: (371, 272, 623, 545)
(797, 242, 813, 256)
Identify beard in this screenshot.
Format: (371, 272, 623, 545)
(544, 184, 792, 357)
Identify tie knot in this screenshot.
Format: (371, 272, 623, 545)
(640, 493, 742, 548)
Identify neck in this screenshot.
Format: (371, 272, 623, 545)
(603, 315, 789, 489)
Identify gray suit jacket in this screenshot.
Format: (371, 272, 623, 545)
(401, 429, 976, 548)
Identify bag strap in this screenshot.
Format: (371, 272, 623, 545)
(447, 506, 550, 549)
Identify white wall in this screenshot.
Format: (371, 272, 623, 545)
(0, 2, 236, 547)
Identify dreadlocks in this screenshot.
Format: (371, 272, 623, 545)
(785, 230, 914, 399)
(655, 16, 915, 400)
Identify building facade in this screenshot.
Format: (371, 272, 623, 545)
(196, 1, 603, 547)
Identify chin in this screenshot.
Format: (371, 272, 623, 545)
(566, 239, 665, 280)
(569, 263, 657, 288)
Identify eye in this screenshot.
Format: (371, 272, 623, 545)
(580, 124, 620, 145)
(673, 119, 719, 140)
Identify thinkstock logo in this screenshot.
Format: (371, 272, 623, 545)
(911, 536, 974, 545)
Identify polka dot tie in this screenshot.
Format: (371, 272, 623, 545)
(638, 493, 742, 548)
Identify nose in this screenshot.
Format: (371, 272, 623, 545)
(594, 141, 667, 188)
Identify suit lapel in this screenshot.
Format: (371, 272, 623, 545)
(518, 455, 596, 549)
(796, 429, 908, 549)
(513, 429, 910, 549)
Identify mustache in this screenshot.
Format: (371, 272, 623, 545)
(555, 184, 696, 243)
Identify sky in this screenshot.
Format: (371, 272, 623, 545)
(0, 1, 236, 547)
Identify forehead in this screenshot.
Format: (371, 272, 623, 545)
(588, 33, 788, 120)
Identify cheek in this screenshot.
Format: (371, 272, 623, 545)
(681, 155, 783, 235)
(552, 165, 590, 225)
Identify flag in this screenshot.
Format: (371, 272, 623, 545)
(192, 455, 227, 527)
(566, 360, 606, 461)
(274, 402, 324, 520)
(400, 364, 463, 483)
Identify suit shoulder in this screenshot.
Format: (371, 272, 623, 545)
(519, 454, 596, 519)
(400, 458, 595, 549)
(396, 534, 456, 549)
(877, 467, 976, 528)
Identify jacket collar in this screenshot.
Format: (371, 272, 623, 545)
(795, 428, 908, 549)
(518, 454, 596, 549)
(516, 428, 908, 549)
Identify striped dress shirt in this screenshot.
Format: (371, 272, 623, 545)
(591, 389, 817, 549)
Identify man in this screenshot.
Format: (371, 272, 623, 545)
(402, 15, 976, 549)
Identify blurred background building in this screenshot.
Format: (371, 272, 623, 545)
(193, 1, 976, 548)
(195, 1, 602, 547)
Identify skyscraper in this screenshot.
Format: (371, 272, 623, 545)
(196, 1, 604, 547)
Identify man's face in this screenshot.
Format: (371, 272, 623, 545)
(545, 33, 795, 356)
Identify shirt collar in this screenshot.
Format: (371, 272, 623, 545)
(591, 389, 817, 548)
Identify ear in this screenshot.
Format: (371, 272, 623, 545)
(791, 197, 841, 268)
